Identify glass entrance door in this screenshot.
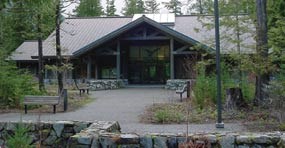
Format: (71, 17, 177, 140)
(128, 45, 170, 84)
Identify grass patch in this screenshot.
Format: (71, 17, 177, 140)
(140, 101, 280, 132)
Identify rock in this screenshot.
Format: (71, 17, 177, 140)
(91, 136, 99, 148)
(43, 135, 57, 145)
(53, 123, 64, 137)
(119, 144, 140, 148)
(99, 136, 117, 148)
(77, 135, 92, 145)
(206, 134, 217, 143)
(62, 132, 75, 138)
(252, 135, 271, 144)
(153, 136, 168, 148)
(251, 144, 263, 148)
(64, 127, 74, 133)
(176, 136, 186, 145)
(168, 137, 177, 148)
(237, 145, 250, 148)
(119, 134, 139, 144)
(236, 135, 252, 144)
(74, 122, 89, 133)
(140, 136, 153, 148)
(219, 135, 235, 148)
(0, 139, 4, 145)
(0, 123, 5, 131)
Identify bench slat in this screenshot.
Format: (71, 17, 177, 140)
(24, 96, 60, 105)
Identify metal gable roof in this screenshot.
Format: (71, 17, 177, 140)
(73, 15, 213, 57)
(10, 15, 256, 61)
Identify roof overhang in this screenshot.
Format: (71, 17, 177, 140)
(72, 16, 213, 57)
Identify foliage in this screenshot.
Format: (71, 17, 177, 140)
(154, 107, 184, 123)
(75, 0, 103, 17)
(193, 62, 216, 110)
(145, 0, 159, 13)
(268, 68, 285, 122)
(165, 0, 182, 15)
(0, 60, 41, 108)
(122, 0, 145, 15)
(106, 0, 116, 16)
(6, 123, 33, 148)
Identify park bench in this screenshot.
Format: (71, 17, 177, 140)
(74, 79, 89, 96)
(176, 84, 188, 102)
(24, 95, 60, 114)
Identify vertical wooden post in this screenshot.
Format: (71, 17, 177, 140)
(117, 41, 121, 79)
(170, 38, 174, 79)
(187, 81, 190, 98)
(63, 89, 68, 112)
(87, 56, 91, 79)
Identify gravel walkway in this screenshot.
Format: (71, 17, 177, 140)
(0, 87, 246, 134)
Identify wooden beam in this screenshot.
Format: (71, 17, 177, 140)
(122, 36, 169, 40)
(87, 56, 92, 79)
(170, 38, 174, 79)
(116, 41, 121, 79)
(175, 45, 190, 52)
(173, 51, 198, 55)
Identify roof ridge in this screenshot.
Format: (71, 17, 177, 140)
(66, 16, 132, 19)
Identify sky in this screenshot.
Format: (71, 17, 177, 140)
(63, 0, 196, 16)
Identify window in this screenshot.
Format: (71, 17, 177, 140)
(101, 67, 116, 79)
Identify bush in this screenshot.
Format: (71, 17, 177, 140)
(0, 61, 40, 108)
(6, 123, 33, 148)
(154, 108, 183, 123)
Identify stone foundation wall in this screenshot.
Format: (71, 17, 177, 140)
(88, 79, 126, 91)
(1, 120, 285, 148)
(165, 79, 195, 90)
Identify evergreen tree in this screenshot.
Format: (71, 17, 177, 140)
(75, 0, 103, 17)
(106, 0, 116, 16)
(165, 0, 182, 15)
(145, 0, 159, 13)
(122, 0, 145, 15)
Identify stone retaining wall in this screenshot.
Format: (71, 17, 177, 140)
(88, 79, 126, 91)
(165, 79, 195, 90)
(0, 120, 120, 147)
(1, 121, 285, 148)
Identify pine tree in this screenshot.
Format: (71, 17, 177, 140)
(106, 0, 116, 16)
(75, 0, 103, 17)
(145, 0, 159, 13)
(165, 0, 182, 15)
(122, 0, 145, 16)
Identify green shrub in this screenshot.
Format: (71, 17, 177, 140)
(279, 123, 285, 131)
(0, 61, 41, 108)
(6, 123, 33, 148)
(154, 108, 183, 123)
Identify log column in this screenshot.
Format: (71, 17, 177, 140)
(116, 41, 121, 79)
(87, 56, 92, 79)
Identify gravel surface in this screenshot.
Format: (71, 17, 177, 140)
(0, 87, 246, 134)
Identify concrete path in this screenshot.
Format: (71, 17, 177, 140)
(0, 87, 246, 134)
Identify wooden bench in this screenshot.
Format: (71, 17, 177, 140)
(23, 96, 60, 114)
(176, 84, 187, 102)
(74, 80, 89, 96)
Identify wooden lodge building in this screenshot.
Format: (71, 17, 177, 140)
(10, 14, 254, 85)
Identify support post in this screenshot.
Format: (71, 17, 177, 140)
(170, 38, 174, 79)
(87, 56, 92, 79)
(63, 89, 68, 112)
(187, 81, 190, 98)
(117, 41, 121, 79)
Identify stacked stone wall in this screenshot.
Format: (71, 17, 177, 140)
(0, 121, 285, 148)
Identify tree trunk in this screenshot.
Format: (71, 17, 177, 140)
(225, 88, 247, 111)
(37, 14, 45, 92)
(56, 1, 63, 93)
(254, 0, 269, 106)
